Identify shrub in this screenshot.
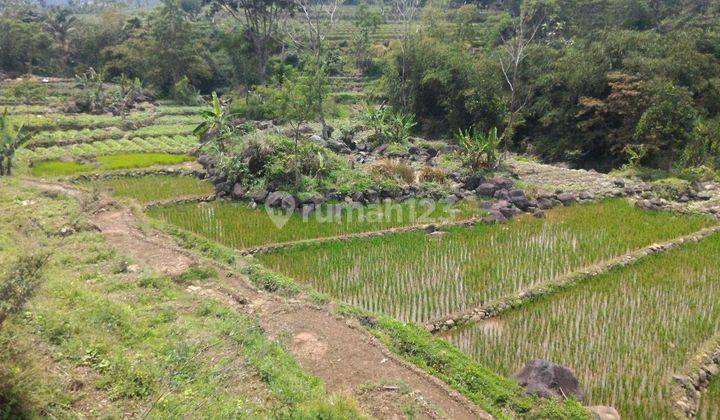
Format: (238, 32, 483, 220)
(363, 105, 416, 145)
(418, 165, 446, 183)
(456, 127, 500, 171)
(367, 159, 415, 185)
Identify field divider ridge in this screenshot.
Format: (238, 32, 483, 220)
(671, 337, 720, 417)
(239, 217, 486, 256)
(143, 195, 216, 209)
(425, 225, 720, 334)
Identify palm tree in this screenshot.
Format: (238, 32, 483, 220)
(0, 111, 28, 177)
(43, 7, 77, 73)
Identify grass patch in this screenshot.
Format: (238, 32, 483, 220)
(258, 199, 715, 323)
(698, 375, 720, 419)
(445, 232, 720, 418)
(31, 154, 194, 177)
(90, 175, 214, 203)
(31, 160, 94, 176)
(0, 179, 358, 418)
(147, 199, 484, 250)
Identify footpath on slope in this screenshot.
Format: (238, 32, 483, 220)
(21, 178, 489, 420)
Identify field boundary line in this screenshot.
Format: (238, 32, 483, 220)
(238, 217, 485, 255)
(143, 195, 216, 209)
(671, 337, 720, 418)
(425, 225, 720, 333)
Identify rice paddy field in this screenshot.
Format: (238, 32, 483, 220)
(147, 198, 485, 250)
(698, 377, 720, 420)
(443, 233, 720, 418)
(258, 199, 715, 323)
(31, 153, 194, 176)
(89, 175, 214, 203)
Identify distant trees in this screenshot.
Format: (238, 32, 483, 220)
(43, 7, 77, 73)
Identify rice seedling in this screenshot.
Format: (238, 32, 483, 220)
(31, 153, 194, 176)
(27, 124, 196, 147)
(90, 175, 214, 203)
(258, 199, 715, 323)
(698, 376, 720, 420)
(444, 233, 720, 418)
(147, 198, 484, 250)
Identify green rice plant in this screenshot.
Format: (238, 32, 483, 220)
(444, 232, 720, 418)
(28, 124, 196, 147)
(90, 175, 214, 203)
(95, 153, 193, 171)
(31, 153, 194, 176)
(31, 160, 95, 176)
(698, 376, 720, 420)
(258, 200, 715, 323)
(147, 199, 484, 250)
(19, 135, 198, 162)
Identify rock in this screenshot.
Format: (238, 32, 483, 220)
(464, 175, 484, 191)
(364, 189, 379, 203)
(251, 189, 268, 203)
(533, 209, 546, 218)
(483, 209, 507, 224)
(490, 176, 514, 190)
(537, 197, 555, 210)
(328, 140, 352, 154)
(587, 406, 621, 420)
(613, 178, 625, 188)
(494, 189, 510, 200)
(477, 183, 498, 197)
(697, 191, 713, 201)
(579, 191, 595, 201)
(373, 144, 388, 155)
(513, 359, 585, 402)
(309, 134, 325, 145)
(444, 194, 460, 205)
(511, 195, 532, 211)
(556, 192, 577, 205)
(507, 189, 523, 198)
(300, 204, 315, 219)
(231, 183, 245, 199)
(197, 154, 214, 167)
(265, 191, 286, 207)
(351, 191, 366, 204)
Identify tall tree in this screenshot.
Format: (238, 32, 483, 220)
(211, 0, 293, 83)
(498, 0, 554, 154)
(43, 7, 77, 73)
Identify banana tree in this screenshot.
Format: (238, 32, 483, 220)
(0, 111, 28, 176)
(194, 92, 238, 153)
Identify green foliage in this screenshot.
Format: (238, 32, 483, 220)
(0, 110, 28, 176)
(0, 18, 54, 73)
(194, 92, 241, 153)
(89, 175, 214, 204)
(363, 105, 416, 145)
(456, 127, 500, 171)
(382, 32, 504, 135)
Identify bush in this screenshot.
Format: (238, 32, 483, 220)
(363, 105, 416, 145)
(456, 127, 500, 171)
(367, 159, 415, 185)
(418, 166, 446, 183)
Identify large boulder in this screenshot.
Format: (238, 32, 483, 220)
(513, 359, 585, 402)
(477, 183, 498, 197)
(231, 183, 245, 199)
(463, 174, 484, 191)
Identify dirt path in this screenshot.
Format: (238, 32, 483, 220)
(22, 178, 490, 420)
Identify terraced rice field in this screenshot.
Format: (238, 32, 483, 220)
(31, 153, 194, 176)
(90, 175, 214, 203)
(258, 200, 715, 323)
(148, 198, 484, 250)
(444, 233, 720, 418)
(20, 135, 198, 163)
(698, 376, 720, 419)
